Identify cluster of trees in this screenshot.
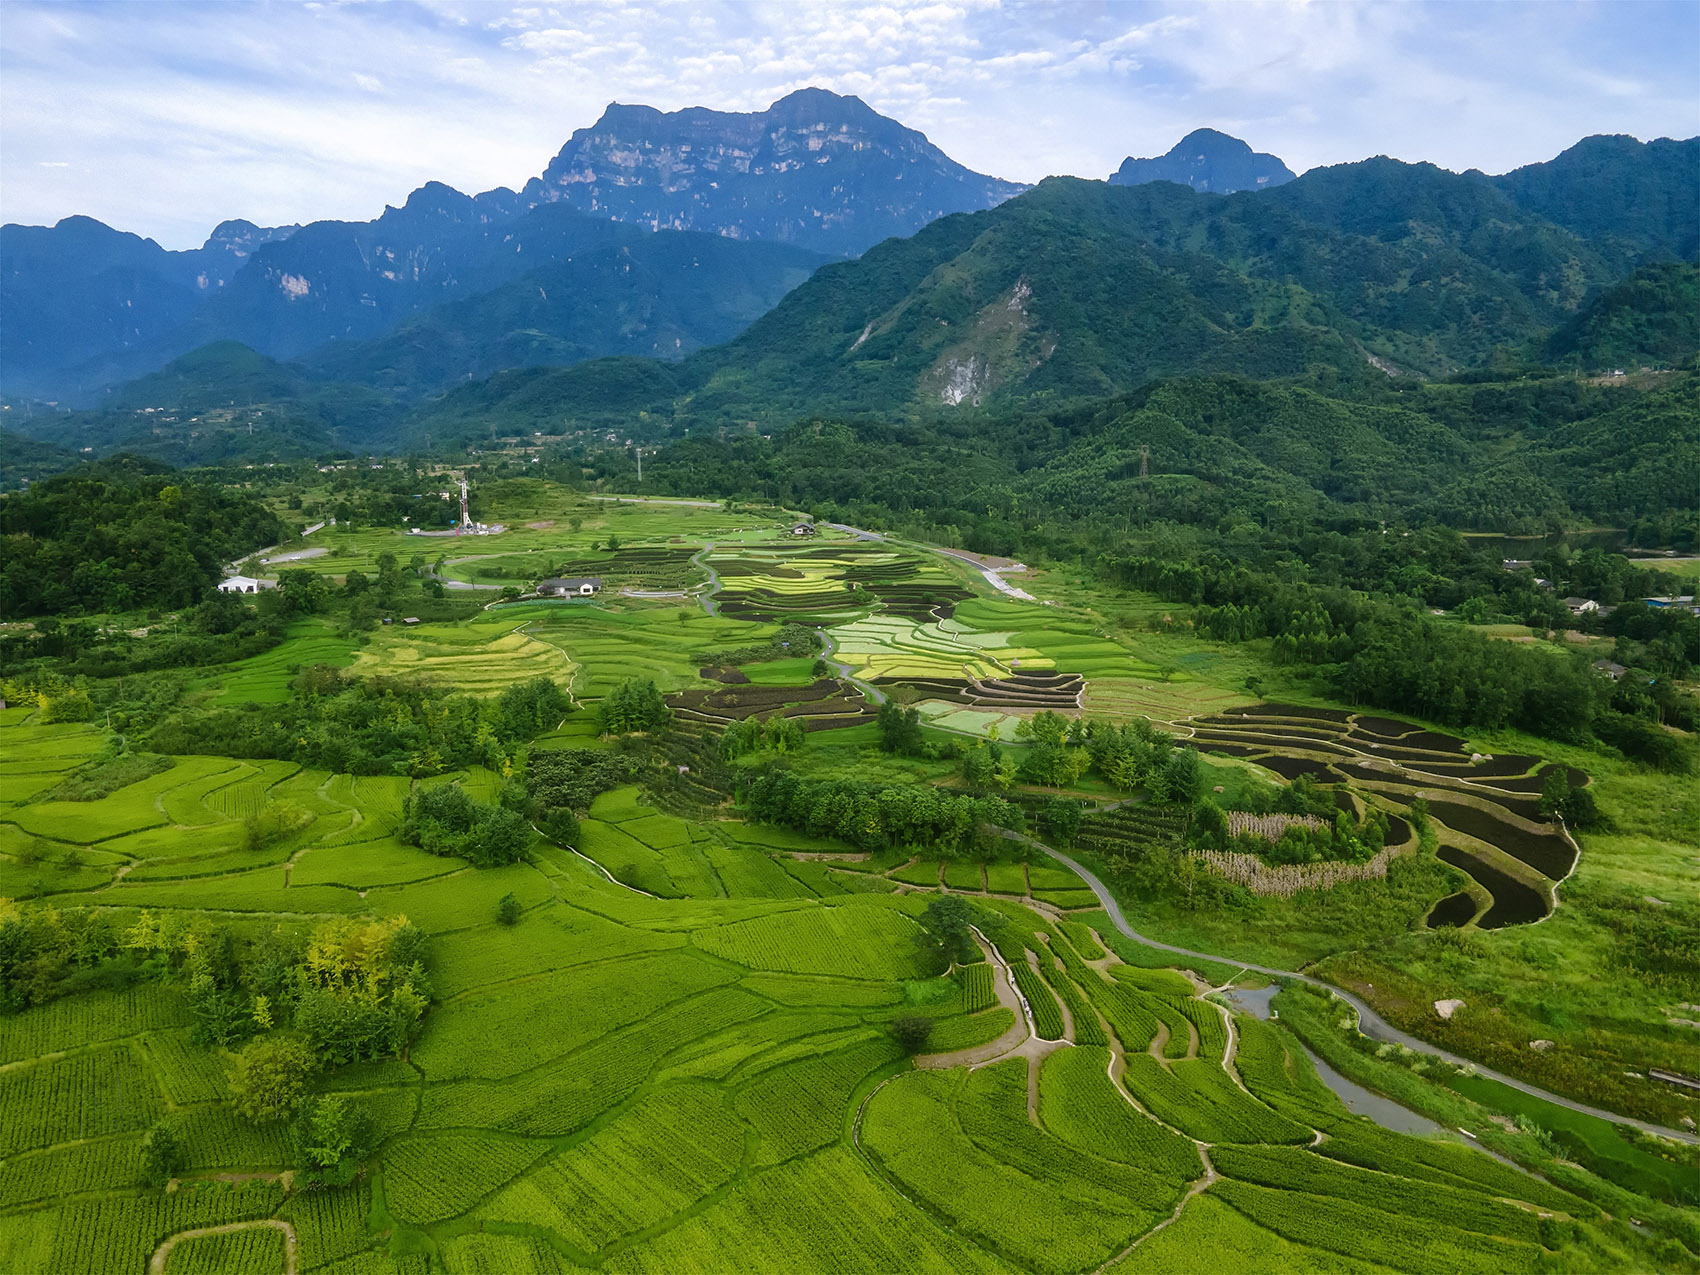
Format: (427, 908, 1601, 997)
(696, 623, 823, 667)
(721, 713, 805, 760)
(522, 747, 636, 845)
(148, 669, 571, 776)
(596, 678, 672, 735)
(0, 456, 286, 617)
(957, 711, 1203, 801)
(1, 902, 428, 1175)
(742, 770, 1023, 855)
(400, 784, 532, 868)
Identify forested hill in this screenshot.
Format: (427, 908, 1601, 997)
(0, 457, 287, 616)
(407, 151, 1697, 440)
(627, 371, 1699, 542)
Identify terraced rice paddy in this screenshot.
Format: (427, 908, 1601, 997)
(1181, 704, 1584, 927)
(0, 703, 1642, 1273)
(710, 544, 971, 624)
(348, 614, 576, 695)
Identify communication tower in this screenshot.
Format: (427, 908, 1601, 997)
(1140, 446, 1150, 479)
(458, 478, 470, 536)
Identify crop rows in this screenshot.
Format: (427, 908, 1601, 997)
(413, 951, 734, 1081)
(1039, 959, 1106, 1046)
(737, 1037, 901, 1166)
(419, 987, 765, 1137)
(0, 1047, 163, 1157)
(138, 1030, 229, 1105)
(618, 1144, 1008, 1275)
(0, 985, 190, 1066)
(1060, 921, 1104, 960)
(164, 1224, 286, 1275)
(957, 964, 995, 1013)
(1037, 1047, 1201, 1180)
(923, 1009, 1016, 1053)
(277, 1183, 371, 1269)
(0, 1134, 141, 1208)
(45, 1182, 284, 1275)
(1213, 1179, 1544, 1275)
(175, 1106, 292, 1170)
(483, 1085, 746, 1251)
(862, 1068, 1163, 1275)
(385, 1132, 547, 1224)
(1175, 997, 1229, 1064)
(1118, 1055, 1310, 1145)
(692, 903, 923, 981)
(1010, 958, 1065, 1040)
(1210, 1143, 1543, 1244)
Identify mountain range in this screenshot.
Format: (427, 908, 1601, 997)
(2, 87, 1695, 460)
(1, 90, 1019, 404)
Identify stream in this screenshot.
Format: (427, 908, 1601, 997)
(1222, 985, 1444, 1137)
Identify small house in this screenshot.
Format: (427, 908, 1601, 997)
(1564, 597, 1599, 616)
(218, 575, 264, 594)
(537, 576, 602, 598)
(1592, 660, 1628, 681)
(791, 522, 817, 537)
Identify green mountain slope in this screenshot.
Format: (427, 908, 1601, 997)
(1542, 263, 1700, 371)
(404, 160, 1636, 439)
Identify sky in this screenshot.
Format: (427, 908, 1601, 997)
(3, 0, 1696, 250)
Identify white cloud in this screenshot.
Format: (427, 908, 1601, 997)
(1, 0, 1694, 248)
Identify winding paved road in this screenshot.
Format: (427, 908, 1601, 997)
(1036, 840, 1698, 1145)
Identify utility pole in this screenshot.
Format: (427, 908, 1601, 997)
(635, 447, 643, 484)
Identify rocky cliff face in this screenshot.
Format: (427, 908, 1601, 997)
(522, 87, 1027, 257)
(1110, 128, 1296, 194)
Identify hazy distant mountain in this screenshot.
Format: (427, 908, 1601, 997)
(0, 216, 296, 398)
(519, 88, 1028, 258)
(1109, 129, 1296, 194)
(296, 228, 824, 399)
(2, 88, 1017, 402)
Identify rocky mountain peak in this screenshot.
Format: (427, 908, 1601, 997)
(521, 87, 1026, 257)
(1110, 129, 1296, 194)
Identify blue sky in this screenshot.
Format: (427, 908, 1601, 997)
(3, 0, 1696, 249)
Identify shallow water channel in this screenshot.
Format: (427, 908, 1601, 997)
(1223, 985, 1446, 1137)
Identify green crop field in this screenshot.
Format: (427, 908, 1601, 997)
(1, 473, 1691, 1275)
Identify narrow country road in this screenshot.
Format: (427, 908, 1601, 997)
(689, 544, 723, 615)
(816, 628, 886, 705)
(1035, 840, 1699, 1146)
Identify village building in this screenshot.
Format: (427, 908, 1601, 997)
(791, 522, 817, 537)
(537, 576, 602, 598)
(1564, 596, 1599, 616)
(217, 575, 267, 594)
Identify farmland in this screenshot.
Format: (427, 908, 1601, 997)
(1, 484, 1695, 1273)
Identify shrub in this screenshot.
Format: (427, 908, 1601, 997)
(495, 893, 522, 926)
(139, 1122, 185, 1187)
(892, 1016, 935, 1054)
(230, 1036, 318, 1123)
